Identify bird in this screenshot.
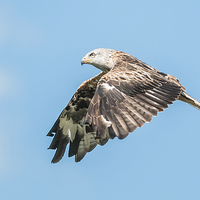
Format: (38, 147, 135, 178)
(47, 48, 200, 163)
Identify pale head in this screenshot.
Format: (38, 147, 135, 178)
(81, 48, 118, 72)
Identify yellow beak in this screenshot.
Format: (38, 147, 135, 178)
(81, 57, 92, 65)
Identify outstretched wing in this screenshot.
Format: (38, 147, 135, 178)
(47, 72, 115, 163)
(85, 58, 182, 139)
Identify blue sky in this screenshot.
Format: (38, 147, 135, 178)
(0, 1, 200, 199)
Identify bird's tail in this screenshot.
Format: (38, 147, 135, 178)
(178, 90, 200, 110)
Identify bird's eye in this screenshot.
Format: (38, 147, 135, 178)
(89, 52, 95, 57)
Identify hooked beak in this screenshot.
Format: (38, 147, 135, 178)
(81, 60, 85, 65)
(81, 57, 92, 65)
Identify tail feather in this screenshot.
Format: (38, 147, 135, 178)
(178, 90, 200, 110)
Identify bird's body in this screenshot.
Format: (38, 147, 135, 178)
(47, 48, 200, 162)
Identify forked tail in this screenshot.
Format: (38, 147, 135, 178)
(178, 90, 200, 110)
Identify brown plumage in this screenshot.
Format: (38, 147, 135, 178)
(48, 48, 200, 162)
(47, 72, 114, 163)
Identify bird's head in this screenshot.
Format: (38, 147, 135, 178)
(81, 48, 118, 72)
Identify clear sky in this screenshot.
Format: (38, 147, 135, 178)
(1, 1, 200, 199)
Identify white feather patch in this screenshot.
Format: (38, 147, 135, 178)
(100, 115, 112, 127)
(101, 83, 115, 90)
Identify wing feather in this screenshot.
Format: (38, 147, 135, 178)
(85, 60, 182, 139)
(47, 72, 115, 162)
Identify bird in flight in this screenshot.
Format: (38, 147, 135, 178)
(47, 48, 200, 163)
